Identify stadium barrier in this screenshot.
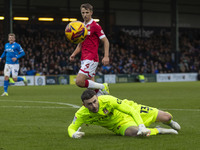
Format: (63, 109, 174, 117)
(0, 73, 198, 86)
(46, 75, 69, 85)
(156, 73, 198, 82)
(0, 76, 46, 86)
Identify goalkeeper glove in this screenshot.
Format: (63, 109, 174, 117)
(137, 124, 151, 136)
(72, 127, 85, 138)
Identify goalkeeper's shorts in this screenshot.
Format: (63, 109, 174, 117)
(116, 104, 159, 136)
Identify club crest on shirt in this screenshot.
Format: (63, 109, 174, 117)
(103, 108, 109, 114)
(12, 45, 14, 48)
(87, 25, 90, 30)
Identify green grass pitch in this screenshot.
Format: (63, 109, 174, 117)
(0, 82, 199, 150)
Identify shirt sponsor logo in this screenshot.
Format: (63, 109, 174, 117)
(5, 48, 14, 52)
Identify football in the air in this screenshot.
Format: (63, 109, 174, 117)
(65, 21, 88, 44)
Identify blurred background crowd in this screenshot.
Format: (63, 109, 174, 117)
(0, 24, 199, 76)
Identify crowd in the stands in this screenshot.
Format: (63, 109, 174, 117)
(0, 24, 199, 76)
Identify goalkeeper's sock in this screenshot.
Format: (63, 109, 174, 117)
(148, 128, 159, 136)
(156, 127, 178, 134)
(168, 120, 181, 131)
(163, 112, 181, 131)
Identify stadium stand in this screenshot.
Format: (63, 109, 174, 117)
(0, 24, 199, 75)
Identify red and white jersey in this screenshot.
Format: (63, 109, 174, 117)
(81, 19, 106, 62)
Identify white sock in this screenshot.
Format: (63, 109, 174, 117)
(96, 90, 104, 96)
(156, 128, 161, 134)
(88, 80, 104, 89)
(169, 120, 175, 125)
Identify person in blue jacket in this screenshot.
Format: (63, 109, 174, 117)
(0, 33, 27, 96)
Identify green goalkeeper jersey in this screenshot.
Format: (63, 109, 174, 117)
(68, 95, 144, 138)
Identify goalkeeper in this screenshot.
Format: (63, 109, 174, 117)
(68, 89, 181, 138)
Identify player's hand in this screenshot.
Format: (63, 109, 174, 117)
(70, 55, 75, 62)
(137, 124, 151, 136)
(0, 58, 1, 62)
(12, 57, 17, 62)
(72, 127, 85, 139)
(102, 56, 109, 66)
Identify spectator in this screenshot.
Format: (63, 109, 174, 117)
(0, 24, 199, 76)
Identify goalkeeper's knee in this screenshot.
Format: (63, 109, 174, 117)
(165, 112, 173, 124)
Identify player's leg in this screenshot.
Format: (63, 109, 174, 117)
(9, 77, 15, 85)
(12, 76, 27, 84)
(1, 64, 10, 96)
(13, 76, 23, 82)
(124, 126, 138, 136)
(123, 123, 156, 137)
(116, 117, 151, 137)
(90, 76, 104, 96)
(22, 76, 28, 86)
(154, 127, 178, 135)
(75, 73, 91, 87)
(156, 110, 172, 123)
(116, 120, 139, 137)
(2, 76, 9, 96)
(120, 104, 179, 136)
(12, 64, 27, 86)
(123, 125, 177, 137)
(137, 104, 159, 127)
(156, 110, 181, 131)
(76, 60, 109, 94)
(76, 73, 109, 93)
(114, 111, 177, 137)
(138, 104, 181, 131)
(125, 126, 177, 136)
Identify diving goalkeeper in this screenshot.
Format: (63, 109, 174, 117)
(68, 89, 181, 138)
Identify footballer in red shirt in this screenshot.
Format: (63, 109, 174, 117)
(70, 3, 110, 95)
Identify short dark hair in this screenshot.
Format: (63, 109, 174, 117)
(80, 3, 93, 11)
(81, 89, 96, 102)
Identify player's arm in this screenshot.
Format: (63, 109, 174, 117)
(96, 23, 109, 66)
(101, 37, 109, 66)
(68, 115, 85, 138)
(16, 51, 25, 59)
(110, 97, 144, 125)
(12, 45, 25, 62)
(70, 43, 81, 62)
(12, 52, 25, 62)
(0, 51, 6, 62)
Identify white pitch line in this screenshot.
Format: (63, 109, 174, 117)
(0, 100, 199, 111)
(0, 106, 70, 109)
(0, 100, 81, 108)
(161, 108, 200, 112)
